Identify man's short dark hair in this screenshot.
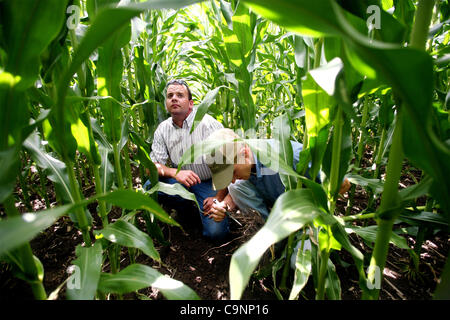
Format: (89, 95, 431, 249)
(166, 79, 192, 100)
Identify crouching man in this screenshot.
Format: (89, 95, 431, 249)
(203, 128, 351, 222)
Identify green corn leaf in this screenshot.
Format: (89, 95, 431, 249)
(100, 189, 178, 226)
(23, 131, 74, 203)
(398, 211, 449, 228)
(190, 86, 226, 134)
(66, 242, 103, 300)
(177, 137, 236, 173)
(71, 118, 93, 162)
(97, 20, 130, 143)
(273, 113, 296, 191)
(147, 182, 199, 209)
(288, 249, 311, 300)
(348, 225, 410, 250)
(302, 72, 332, 179)
(325, 258, 341, 300)
(0, 147, 20, 203)
(98, 145, 114, 195)
(96, 220, 160, 262)
(0, 204, 74, 256)
(232, 2, 253, 63)
(318, 226, 342, 252)
(0, 189, 176, 255)
(346, 174, 384, 195)
(398, 175, 432, 204)
(242, 0, 341, 38)
(1, 0, 68, 89)
(229, 189, 321, 299)
(98, 263, 200, 299)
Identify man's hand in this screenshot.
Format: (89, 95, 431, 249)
(203, 197, 215, 213)
(222, 194, 237, 213)
(175, 169, 201, 187)
(203, 200, 228, 222)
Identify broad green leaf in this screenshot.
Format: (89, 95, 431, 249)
(100, 189, 178, 226)
(245, 139, 304, 180)
(0, 189, 176, 254)
(177, 137, 238, 172)
(293, 36, 307, 69)
(346, 173, 384, 194)
(96, 220, 160, 261)
(381, 0, 393, 10)
(0, 147, 20, 203)
(232, 2, 253, 63)
(98, 145, 114, 194)
(273, 114, 296, 190)
(318, 227, 342, 252)
(23, 131, 74, 203)
(0, 204, 74, 255)
(147, 182, 199, 209)
(302, 74, 332, 178)
(86, 0, 115, 20)
(309, 57, 343, 96)
(0, 78, 29, 150)
(288, 249, 311, 300)
(348, 225, 410, 250)
(71, 118, 92, 161)
(1, 0, 68, 89)
(98, 263, 200, 300)
(229, 189, 321, 299)
(190, 86, 226, 134)
(399, 211, 449, 228)
(398, 175, 432, 203)
(66, 242, 103, 300)
(325, 258, 341, 300)
(242, 0, 341, 38)
(97, 19, 130, 143)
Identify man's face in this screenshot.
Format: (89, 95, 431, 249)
(166, 84, 193, 118)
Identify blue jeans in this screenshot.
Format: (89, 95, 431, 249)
(144, 177, 229, 241)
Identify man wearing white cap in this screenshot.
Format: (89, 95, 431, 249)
(203, 128, 351, 221)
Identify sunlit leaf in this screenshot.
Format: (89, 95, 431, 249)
(98, 263, 200, 299)
(229, 189, 321, 299)
(66, 242, 103, 300)
(96, 220, 160, 261)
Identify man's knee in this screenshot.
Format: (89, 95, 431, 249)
(202, 218, 229, 241)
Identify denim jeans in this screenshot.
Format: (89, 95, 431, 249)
(143, 177, 229, 241)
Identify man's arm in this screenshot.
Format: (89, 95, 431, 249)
(149, 125, 201, 188)
(155, 163, 201, 188)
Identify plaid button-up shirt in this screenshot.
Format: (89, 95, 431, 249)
(150, 109, 224, 180)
